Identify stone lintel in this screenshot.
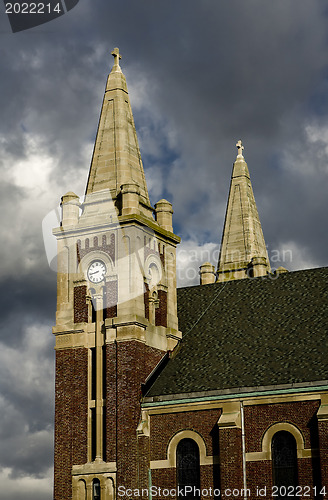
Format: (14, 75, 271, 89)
(72, 462, 117, 476)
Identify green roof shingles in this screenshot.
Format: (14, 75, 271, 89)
(146, 267, 328, 398)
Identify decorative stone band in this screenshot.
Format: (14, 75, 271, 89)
(72, 462, 117, 475)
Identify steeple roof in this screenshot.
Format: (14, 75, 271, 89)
(85, 48, 151, 213)
(217, 141, 270, 281)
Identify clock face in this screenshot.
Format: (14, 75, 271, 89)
(87, 260, 106, 283)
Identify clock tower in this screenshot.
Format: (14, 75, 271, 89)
(53, 49, 181, 500)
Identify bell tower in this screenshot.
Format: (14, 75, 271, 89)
(53, 49, 181, 500)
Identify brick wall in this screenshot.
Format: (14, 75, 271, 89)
(54, 347, 88, 500)
(151, 465, 218, 500)
(151, 468, 176, 495)
(147, 400, 323, 499)
(244, 400, 320, 453)
(244, 400, 321, 495)
(144, 283, 149, 320)
(74, 285, 88, 323)
(155, 290, 167, 327)
(149, 409, 221, 499)
(246, 460, 272, 498)
(219, 427, 243, 492)
(318, 420, 328, 490)
(150, 409, 221, 461)
(105, 279, 117, 319)
(105, 340, 165, 489)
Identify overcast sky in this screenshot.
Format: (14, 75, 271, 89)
(0, 1, 327, 498)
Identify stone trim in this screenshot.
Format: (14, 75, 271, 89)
(150, 429, 219, 469)
(217, 411, 241, 429)
(246, 422, 313, 462)
(143, 392, 324, 414)
(72, 470, 115, 500)
(72, 462, 117, 475)
(317, 404, 328, 421)
(54, 331, 88, 350)
(143, 384, 328, 406)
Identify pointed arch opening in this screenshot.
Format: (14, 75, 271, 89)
(176, 438, 200, 499)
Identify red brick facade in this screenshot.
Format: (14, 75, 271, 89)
(150, 409, 221, 461)
(155, 289, 167, 327)
(244, 400, 320, 453)
(54, 347, 88, 500)
(105, 341, 165, 487)
(318, 420, 328, 489)
(104, 279, 118, 319)
(56, 283, 327, 500)
(144, 400, 326, 500)
(74, 285, 88, 323)
(53, 335, 327, 500)
(218, 427, 243, 492)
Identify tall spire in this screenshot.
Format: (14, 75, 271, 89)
(217, 141, 270, 281)
(85, 48, 152, 217)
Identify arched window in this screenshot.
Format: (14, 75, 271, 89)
(176, 438, 200, 499)
(92, 478, 101, 500)
(272, 431, 298, 496)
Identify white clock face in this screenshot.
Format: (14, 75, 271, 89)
(87, 260, 106, 283)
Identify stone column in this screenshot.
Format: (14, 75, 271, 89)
(61, 192, 80, 227)
(94, 294, 104, 462)
(155, 199, 173, 232)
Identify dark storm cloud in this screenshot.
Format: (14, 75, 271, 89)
(0, 0, 327, 497)
(0, 273, 55, 343)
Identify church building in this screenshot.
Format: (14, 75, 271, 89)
(52, 49, 328, 500)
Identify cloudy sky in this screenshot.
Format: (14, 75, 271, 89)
(0, 0, 328, 497)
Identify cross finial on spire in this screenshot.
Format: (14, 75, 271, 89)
(236, 139, 244, 158)
(111, 47, 122, 67)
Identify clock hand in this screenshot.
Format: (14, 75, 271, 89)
(89, 270, 102, 275)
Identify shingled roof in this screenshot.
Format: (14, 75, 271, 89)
(145, 267, 328, 399)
